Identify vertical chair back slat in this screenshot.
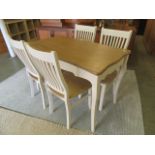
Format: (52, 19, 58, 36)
(113, 37, 119, 48)
(117, 37, 122, 48)
(24, 43, 68, 97)
(111, 37, 116, 47)
(74, 24, 97, 42)
(109, 36, 113, 46)
(106, 35, 110, 45)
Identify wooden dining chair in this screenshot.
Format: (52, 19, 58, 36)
(74, 24, 97, 42)
(9, 37, 47, 109)
(24, 43, 91, 129)
(99, 28, 132, 111)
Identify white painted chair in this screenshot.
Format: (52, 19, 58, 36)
(9, 38, 47, 109)
(74, 24, 97, 42)
(98, 28, 132, 111)
(24, 43, 91, 129)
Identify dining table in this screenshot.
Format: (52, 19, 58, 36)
(28, 36, 130, 132)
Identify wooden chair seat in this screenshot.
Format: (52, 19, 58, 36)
(47, 71, 91, 99)
(62, 71, 91, 98)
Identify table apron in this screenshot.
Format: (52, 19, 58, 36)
(60, 58, 124, 83)
(60, 60, 97, 82)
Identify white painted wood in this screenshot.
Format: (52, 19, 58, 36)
(0, 19, 15, 57)
(113, 57, 128, 104)
(36, 81, 40, 91)
(25, 43, 91, 130)
(61, 51, 128, 132)
(27, 72, 36, 97)
(74, 24, 97, 42)
(26, 36, 130, 132)
(100, 27, 132, 49)
(46, 87, 54, 114)
(8, 37, 47, 110)
(64, 98, 71, 129)
(25, 45, 69, 96)
(91, 76, 100, 133)
(26, 68, 40, 97)
(25, 43, 71, 128)
(39, 79, 48, 109)
(63, 53, 125, 132)
(98, 28, 132, 111)
(88, 89, 92, 110)
(99, 84, 107, 111)
(60, 56, 127, 132)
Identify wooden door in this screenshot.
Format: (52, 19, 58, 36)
(144, 20, 155, 54)
(0, 30, 8, 54)
(149, 20, 155, 53)
(144, 20, 153, 42)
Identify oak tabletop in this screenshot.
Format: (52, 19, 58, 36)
(28, 37, 130, 75)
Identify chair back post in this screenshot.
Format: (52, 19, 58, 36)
(74, 24, 97, 42)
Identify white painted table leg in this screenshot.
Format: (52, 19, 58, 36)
(113, 65, 126, 104)
(91, 78, 100, 132)
(99, 84, 107, 111)
(88, 89, 92, 110)
(64, 98, 71, 129)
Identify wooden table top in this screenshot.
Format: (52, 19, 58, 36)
(28, 37, 130, 75)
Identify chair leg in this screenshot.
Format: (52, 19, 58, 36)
(27, 75, 36, 97)
(36, 82, 40, 92)
(88, 89, 92, 110)
(64, 99, 71, 129)
(39, 80, 47, 109)
(26, 70, 38, 97)
(46, 88, 54, 114)
(98, 84, 107, 111)
(113, 69, 125, 104)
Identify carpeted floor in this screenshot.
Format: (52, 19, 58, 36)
(128, 36, 155, 134)
(0, 107, 90, 135)
(0, 68, 144, 134)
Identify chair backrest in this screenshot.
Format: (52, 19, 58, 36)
(74, 24, 97, 42)
(9, 37, 38, 77)
(100, 27, 132, 49)
(24, 42, 68, 98)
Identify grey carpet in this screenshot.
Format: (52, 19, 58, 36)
(0, 68, 144, 134)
